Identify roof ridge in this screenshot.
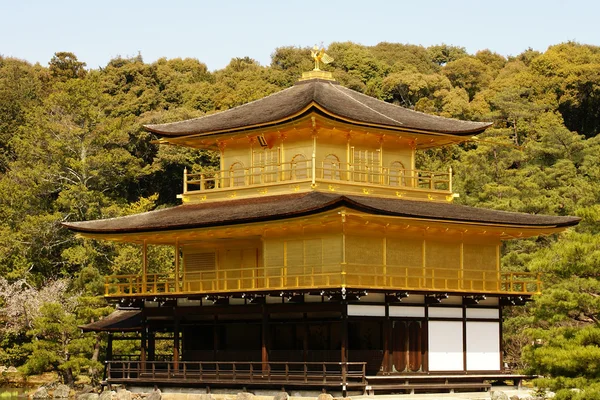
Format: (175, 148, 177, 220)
(336, 84, 490, 127)
(327, 82, 404, 125)
(145, 84, 299, 130)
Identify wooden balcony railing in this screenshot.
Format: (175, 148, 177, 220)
(184, 162, 452, 194)
(104, 264, 541, 297)
(105, 360, 367, 388)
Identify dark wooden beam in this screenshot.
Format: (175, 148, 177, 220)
(140, 328, 147, 372)
(341, 302, 348, 396)
(303, 313, 308, 364)
(462, 303, 467, 373)
(383, 301, 390, 374)
(262, 305, 269, 373)
(106, 333, 113, 362)
(341, 302, 348, 364)
(213, 315, 219, 362)
(148, 332, 156, 362)
(173, 315, 180, 370)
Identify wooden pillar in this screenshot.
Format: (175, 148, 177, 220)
(106, 333, 114, 362)
(459, 241, 464, 290)
(341, 304, 348, 364)
(218, 142, 225, 188)
(422, 238, 427, 289)
(280, 137, 286, 181)
(346, 136, 351, 181)
(379, 138, 384, 185)
(142, 240, 148, 294)
(499, 304, 504, 371)
(104, 332, 114, 382)
(311, 133, 317, 184)
(148, 331, 156, 362)
(303, 313, 308, 363)
(410, 140, 416, 188)
(423, 304, 429, 372)
(140, 325, 147, 372)
(341, 213, 347, 288)
(382, 236, 387, 287)
(219, 143, 225, 171)
(341, 302, 348, 393)
(383, 302, 390, 374)
(261, 305, 269, 373)
(462, 302, 467, 372)
(183, 168, 188, 193)
(213, 315, 219, 362)
(173, 316, 180, 370)
(174, 239, 180, 292)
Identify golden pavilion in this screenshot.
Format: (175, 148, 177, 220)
(66, 64, 579, 395)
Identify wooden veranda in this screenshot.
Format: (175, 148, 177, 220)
(103, 359, 530, 395)
(105, 360, 367, 392)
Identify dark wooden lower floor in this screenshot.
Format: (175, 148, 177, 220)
(93, 295, 515, 394)
(117, 302, 434, 377)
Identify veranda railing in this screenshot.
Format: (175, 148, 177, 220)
(184, 162, 452, 193)
(104, 264, 541, 297)
(105, 360, 367, 388)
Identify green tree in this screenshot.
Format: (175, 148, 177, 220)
(328, 42, 389, 86)
(442, 57, 492, 100)
(427, 44, 468, 66)
(381, 70, 452, 108)
(22, 302, 100, 384)
(49, 52, 87, 81)
(270, 46, 313, 86)
(0, 57, 46, 172)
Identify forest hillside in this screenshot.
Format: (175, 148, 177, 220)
(1, 42, 600, 399)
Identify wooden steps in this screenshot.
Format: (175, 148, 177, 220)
(363, 374, 532, 395)
(365, 382, 491, 395)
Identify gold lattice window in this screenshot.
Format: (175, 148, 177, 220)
(253, 148, 280, 183)
(184, 250, 216, 281)
(224, 248, 259, 289)
(351, 148, 381, 183)
(264, 236, 343, 288)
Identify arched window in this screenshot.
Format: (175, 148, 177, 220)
(389, 161, 406, 186)
(229, 162, 246, 187)
(323, 154, 341, 180)
(291, 154, 308, 180)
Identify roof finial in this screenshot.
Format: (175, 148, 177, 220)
(310, 45, 334, 71)
(299, 44, 336, 82)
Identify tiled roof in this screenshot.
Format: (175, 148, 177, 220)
(145, 79, 491, 137)
(80, 309, 142, 332)
(63, 192, 580, 234)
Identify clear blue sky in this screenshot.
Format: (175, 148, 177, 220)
(1, 0, 598, 71)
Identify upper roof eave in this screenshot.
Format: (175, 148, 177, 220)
(149, 106, 492, 150)
(144, 79, 492, 139)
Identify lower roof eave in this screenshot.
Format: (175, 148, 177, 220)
(79, 309, 142, 332)
(62, 193, 580, 243)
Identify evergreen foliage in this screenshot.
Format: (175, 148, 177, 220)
(0, 41, 599, 392)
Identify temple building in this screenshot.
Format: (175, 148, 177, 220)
(67, 63, 580, 395)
